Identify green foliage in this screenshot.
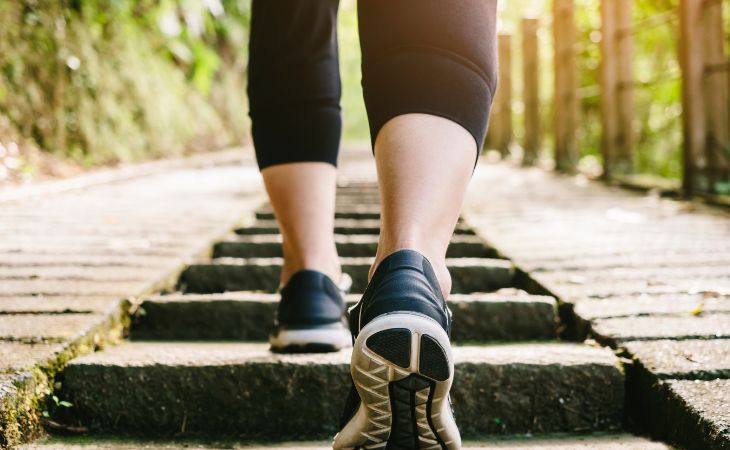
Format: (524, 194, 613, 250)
(338, 0, 369, 141)
(498, 0, 686, 180)
(575, 0, 602, 162)
(0, 0, 251, 165)
(630, 0, 682, 179)
(0, 0, 708, 181)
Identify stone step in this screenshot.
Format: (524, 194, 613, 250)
(255, 207, 470, 222)
(255, 207, 381, 221)
(213, 234, 496, 259)
(54, 342, 624, 438)
(177, 257, 515, 294)
(21, 434, 672, 449)
(131, 289, 557, 341)
(235, 219, 477, 236)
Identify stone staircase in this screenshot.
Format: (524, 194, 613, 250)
(27, 183, 669, 448)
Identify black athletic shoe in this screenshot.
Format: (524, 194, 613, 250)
(333, 249, 460, 450)
(269, 270, 352, 353)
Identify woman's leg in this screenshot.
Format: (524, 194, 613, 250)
(260, 163, 340, 285)
(248, 0, 342, 286)
(334, 2, 498, 448)
(359, 0, 499, 297)
(371, 114, 476, 297)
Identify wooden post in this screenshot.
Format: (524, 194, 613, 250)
(600, 0, 619, 176)
(679, 0, 708, 194)
(487, 34, 513, 155)
(601, 0, 634, 178)
(615, 0, 634, 174)
(703, 0, 730, 191)
(553, 0, 578, 172)
(522, 18, 540, 166)
(679, 0, 730, 194)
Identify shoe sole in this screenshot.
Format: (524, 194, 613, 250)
(269, 324, 352, 354)
(334, 313, 460, 450)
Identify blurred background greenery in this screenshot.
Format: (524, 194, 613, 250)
(497, 0, 687, 181)
(0, 0, 726, 184)
(0, 0, 254, 176)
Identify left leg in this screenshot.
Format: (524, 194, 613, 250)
(248, 0, 343, 287)
(248, 0, 350, 352)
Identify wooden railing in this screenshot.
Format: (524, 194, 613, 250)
(485, 0, 730, 197)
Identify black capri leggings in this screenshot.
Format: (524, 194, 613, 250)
(247, 0, 498, 170)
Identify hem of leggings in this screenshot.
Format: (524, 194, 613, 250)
(362, 48, 495, 164)
(363, 44, 494, 90)
(258, 158, 339, 171)
(251, 104, 342, 170)
(370, 109, 481, 167)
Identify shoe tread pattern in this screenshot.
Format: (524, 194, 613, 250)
(419, 335, 450, 382)
(361, 327, 448, 450)
(366, 328, 411, 368)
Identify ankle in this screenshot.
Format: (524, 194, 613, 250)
(281, 256, 342, 287)
(370, 246, 451, 298)
(428, 259, 452, 298)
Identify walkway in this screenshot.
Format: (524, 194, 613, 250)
(1, 146, 727, 449)
(0, 150, 266, 447)
(464, 163, 730, 449)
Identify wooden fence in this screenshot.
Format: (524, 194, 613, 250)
(486, 0, 730, 197)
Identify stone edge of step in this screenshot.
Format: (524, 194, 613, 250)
(18, 433, 673, 450)
(65, 341, 617, 368)
(0, 188, 265, 449)
(131, 290, 559, 342)
(54, 341, 625, 436)
(192, 256, 514, 269)
(144, 290, 555, 305)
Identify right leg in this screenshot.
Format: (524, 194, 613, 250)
(357, 0, 499, 298)
(335, 0, 498, 448)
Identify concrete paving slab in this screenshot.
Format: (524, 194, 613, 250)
(255, 207, 381, 221)
(0, 371, 42, 447)
(58, 342, 623, 437)
(213, 233, 494, 259)
(0, 222, 216, 236)
(590, 313, 730, 344)
(132, 291, 556, 341)
(535, 265, 730, 284)
(0, 280, 150, 297)
(534, 277, 730, 300)
(632, 378, 730, 450)
(0, 266, 158, 282)
(236, 219, 477, 236)
(179, 257, 515, 294)
(0, 314, 107, 343)
(68, 341, 617, 367)
(624, 339, 730, 380)
(0, 342, 63, 372)
(0, 236, 192, 250)
(20, 434, 673, 449)
(0, 296, 118, 314)
(574, 294, 730, 319)
(463, 163, 730, 449)
(663, 379, 730, 449)
(523, 252, 730, 270)
(0, 161, 267, 447)
(0, 253, 180, 268)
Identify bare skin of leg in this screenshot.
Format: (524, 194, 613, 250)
(370, 113, 477, 298)
(261, 162, 341, 286)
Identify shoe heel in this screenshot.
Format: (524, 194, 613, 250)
(337, 313, 460, 450)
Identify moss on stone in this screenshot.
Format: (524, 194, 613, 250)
(0, 303, 127, 449)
